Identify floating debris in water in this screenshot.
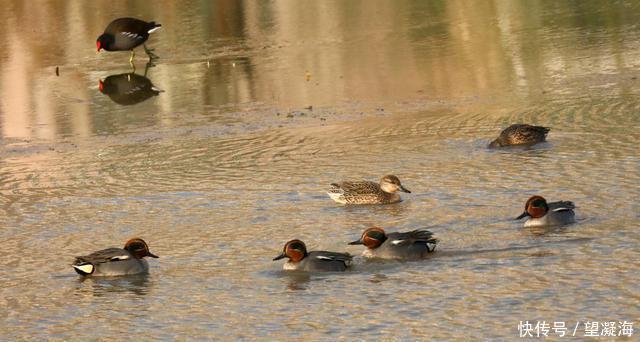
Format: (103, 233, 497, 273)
(305, 70, 311, 81)
(55, 66, 59, 76)
(286, 111, 306, 118)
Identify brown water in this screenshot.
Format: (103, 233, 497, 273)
(1, 0, 639, 339)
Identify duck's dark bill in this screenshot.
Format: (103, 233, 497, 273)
(347, 239, 363, 245)
(515, 212, 529, 220)
(400, 186, 411, 193)
(273, 253, 286, 261)
(148, 252, 159, 258)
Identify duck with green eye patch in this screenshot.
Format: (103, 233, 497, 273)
(273, 240, 352, 272)
(73, 238, 159, 277)
(349, 227, 437, 260)
(515, 195, 576, 227)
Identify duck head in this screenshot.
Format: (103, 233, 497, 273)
(488, 138, 503, 148)
(273, 239, 308, 262)
(349, 227, 388, 249)
(124, 238, 159, 259)
(380, 175, 410, 193)
(516, 195, 549, 219)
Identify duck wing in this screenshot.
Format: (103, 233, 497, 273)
(74, 247, 132, 265)
(548, 200, 575, 212)
(310, 251, 353, 264)
(507, 123, 550, 136)
(329, 181, 378, 194)
(387, 230, 438, 246)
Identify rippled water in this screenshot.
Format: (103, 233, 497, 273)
(1, 1, 639, 339)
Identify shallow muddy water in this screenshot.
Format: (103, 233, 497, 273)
(1, 0, 639, 339)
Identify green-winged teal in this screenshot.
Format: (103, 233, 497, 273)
(327, 175, 411, 204)
(349, 227, 437, 260)
(516, 196, 576, 227)
(73, 238, 159, 276)
(273, 239, 352, 272)
(489, 124, 550, 148)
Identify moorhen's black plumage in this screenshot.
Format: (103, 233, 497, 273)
(99, 72, 162, 106)
(97, 17, 162, 63)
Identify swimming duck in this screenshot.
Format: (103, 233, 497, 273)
(349, 227, 437, 260)
(327, 175, 411, 204)
(489, 124, 550, 148)
(273, 239, 352, 272)
(72, 238, 159, 276)
(516, 195, 576, 227)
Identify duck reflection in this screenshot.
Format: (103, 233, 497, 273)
(283, 271, 311, 291)
(338, 200, 410, 218)
(98, 63, 163, 105)
(75, 274, 152, 297)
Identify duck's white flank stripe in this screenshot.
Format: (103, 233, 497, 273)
(391, 240, 405, 245)
(148, 27, 161, 33)
(315, 255, 332, 260)
(109, 255, 130, 261)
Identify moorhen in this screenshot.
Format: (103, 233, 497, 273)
(97, 17, 162, 63)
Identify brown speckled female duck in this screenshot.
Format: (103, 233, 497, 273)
(489, 124, 550, 148)
(327, 175, 411, 204)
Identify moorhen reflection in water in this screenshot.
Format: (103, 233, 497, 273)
(99, 63, 163, 106)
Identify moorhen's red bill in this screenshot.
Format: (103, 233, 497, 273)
(97, 17, 161, 62)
